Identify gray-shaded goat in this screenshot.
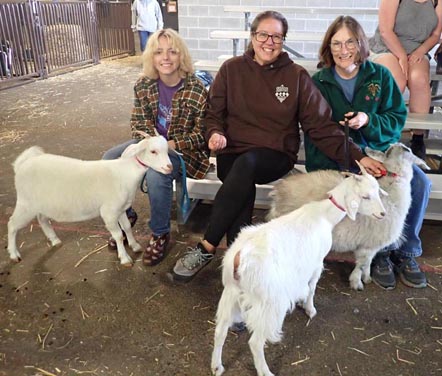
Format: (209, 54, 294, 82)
(267, 143, 430, 290)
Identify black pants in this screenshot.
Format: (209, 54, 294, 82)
(204, 148, 292, 247)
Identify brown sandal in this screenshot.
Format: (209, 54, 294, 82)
(143, 233, 170, 266)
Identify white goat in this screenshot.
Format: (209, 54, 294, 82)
(7, 135, 172, 266)
(211, 163, 386, 376)
(268, 143, 430, 290)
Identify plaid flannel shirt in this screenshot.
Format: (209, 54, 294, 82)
(130, 74, 210, 179)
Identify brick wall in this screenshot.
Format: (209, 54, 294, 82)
(178, 0, 380, 61)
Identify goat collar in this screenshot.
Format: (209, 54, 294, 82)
(135, 156, 149, 169)
(329, 196, 346, 212)
(380, 170, 399, 178)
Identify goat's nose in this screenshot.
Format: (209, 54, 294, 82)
(379, 212, 385, 218)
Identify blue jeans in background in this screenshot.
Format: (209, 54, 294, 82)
(138, 31, 153, 52)
(103, 139, 181, 236)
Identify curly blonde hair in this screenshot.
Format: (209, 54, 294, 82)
(142, 28, 194, 79)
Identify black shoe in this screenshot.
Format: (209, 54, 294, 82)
(410, 134, 426, 160)
(371, 251, 396, 290)
(390, 253, 427, 289)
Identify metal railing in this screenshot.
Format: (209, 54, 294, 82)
(0, 0, 134, 87)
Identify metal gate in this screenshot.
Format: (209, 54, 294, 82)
(0, 0, 134, 87)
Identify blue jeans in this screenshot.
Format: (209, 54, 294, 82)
(392, 165, 432, 258)
(138, 31, 153, 52)
(103, 139, 181, 236)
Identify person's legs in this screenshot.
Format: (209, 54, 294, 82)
(372, 165, 431, 289)
(390, 165, 430, 288)
(142, 152, 181, 266)
(407, 58, 431, 158)
(172, 148, 292, 282)
(372, 53, 407, 92)
(145, 151, 181, 236)
(138, 31, 151, 52)
(205, 149, 292, 247)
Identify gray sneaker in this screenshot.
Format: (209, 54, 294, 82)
(171, 243, 214, 282)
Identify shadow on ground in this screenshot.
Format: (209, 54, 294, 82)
(0, 57, 441, 376)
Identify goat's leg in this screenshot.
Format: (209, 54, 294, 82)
(37, 214, 62, 248)
(350, 248, 376, 290)
(118, 213, 141, 253)
(249, 332, 274, 376)
(7, 204, 35, 262)
(101, 214, 133, 266)
(302, 266, 323, 319)
(211, 289, 240, 376)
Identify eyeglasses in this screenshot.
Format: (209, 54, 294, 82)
(330, 39, 358, 51)
(253, 31, 285, 44)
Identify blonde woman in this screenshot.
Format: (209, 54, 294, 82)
(103, 29, 210, 266)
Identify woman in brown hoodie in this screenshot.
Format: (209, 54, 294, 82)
(171, 10, 385, 283)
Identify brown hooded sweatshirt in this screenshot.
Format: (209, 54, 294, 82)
(204, 50, 364, 166)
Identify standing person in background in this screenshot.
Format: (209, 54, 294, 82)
(170, 10, 385, 284)
(369, 0, 442, 159)
(103, 29, 210, 267)
(132, 0, 164, 53)
(307, 15, 430, 290)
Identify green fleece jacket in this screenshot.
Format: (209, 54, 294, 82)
(305, 60, 407, 172)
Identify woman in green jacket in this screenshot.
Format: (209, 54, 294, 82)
(305, 16, 431, 290)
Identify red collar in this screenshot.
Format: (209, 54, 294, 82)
(380, 170, 399, 178)
(329, 196, 346, 212)
(135, 156, 149, 168)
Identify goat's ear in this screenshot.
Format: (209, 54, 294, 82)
(355, 160, 368, 176)
(133, 130, 151, 139)
(121, 141, 145, 158)
(412, 155, 431, 170)
(364, 147, 385, 162)
(344, 193, 360, 221)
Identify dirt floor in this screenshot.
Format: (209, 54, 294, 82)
(1, 57, 442, 376)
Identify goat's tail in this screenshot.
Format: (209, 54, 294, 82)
(13, 146, 44, 173)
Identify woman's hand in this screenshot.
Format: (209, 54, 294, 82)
(398, 54, 409, 79)
(208, 133, 227, 151)
(408, 50, 425, 66)
(339, 111, 369, 129)
(359, 156, 385, 177)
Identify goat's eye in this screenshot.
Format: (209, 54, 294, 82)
(362, 195, 370, 200)
(151, 150, 158, 155)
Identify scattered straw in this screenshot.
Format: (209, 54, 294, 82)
(347, 347, 370, 357)
(336, 362, 343, 376)
(405, 298, 418, 315)
(74, 244, 107, 267)
(15, 281, 29, 292)
(144, 290, 161, 304)
(427, 282, 438, 291)
(24, 366, 56, 376)
(56, 333, 74, 349)
(291, 355, 310, 366)
(331, 331, 336, 341)
(360, 332, 385, 343)
(163, 331, 173, 337)
(396, 349, 415, 365)
(68, 368, 99, 375)
(431, 326, 442, 330)
(41, 323, 53, 350)
(80, 304, 90, 319)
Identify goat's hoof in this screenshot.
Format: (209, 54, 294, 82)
(10, 256, 22, 263)
(120, 260, 133, 268)
(50, 241, 63, 250)
(131, 242, 142, 253)
(211, 365, 225, 376)
(363, 276, 372, 284)
(306, 308, 317, 319)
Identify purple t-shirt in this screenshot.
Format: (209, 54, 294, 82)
(156, 79, 183, 139)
